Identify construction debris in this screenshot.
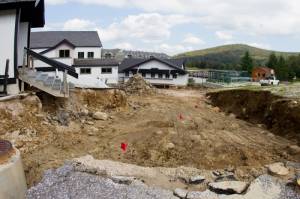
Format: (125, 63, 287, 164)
(123, 74, 156, 95)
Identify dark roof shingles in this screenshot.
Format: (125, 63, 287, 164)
(30, 31, 102, 48)
(73, 59, 119, 67)
(119, 58, 185, 73)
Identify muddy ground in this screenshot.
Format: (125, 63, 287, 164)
(0, 88, 299, 187)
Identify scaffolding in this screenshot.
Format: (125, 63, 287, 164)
(208, 70, 251, 84)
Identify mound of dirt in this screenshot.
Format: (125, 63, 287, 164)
(124, 74, 156, 95)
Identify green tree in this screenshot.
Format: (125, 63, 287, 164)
(266, 53, 278, 69)
(240, 51, 254, 74)
(276, 56, 289, 80)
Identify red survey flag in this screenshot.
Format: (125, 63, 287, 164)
(179, 114, 184, 120)
(121, 143, 128, 152)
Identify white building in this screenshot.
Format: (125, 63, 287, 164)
(119, 58, 189, 86)
(30, 31, 119, 88)
(0, 0, 45, 95)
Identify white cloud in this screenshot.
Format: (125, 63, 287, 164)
(155, 43, 194, 55)
(46, 0, 300, 36)
(182, 34, 205, 45)
(215, 31, 233, 40)
(63, 18, 96, 30)
(247, 42, 271, 50)
(113, 42, 134, 50)
(97, 13, 197, 43)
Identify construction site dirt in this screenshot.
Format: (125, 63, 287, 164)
(0, 87, 299, 188)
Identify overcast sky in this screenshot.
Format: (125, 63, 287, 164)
(41, 0, 300, 55)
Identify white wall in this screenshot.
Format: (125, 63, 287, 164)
(46, 66, 118, 88)
(18, 22, 29, 67)
(0, 9, 19, 94)
(0, 10, 16, 79)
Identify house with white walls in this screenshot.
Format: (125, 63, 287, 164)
(0, 0, 79, 98)
(0, 0, 45, 95)
(30, 31, 119, 88)
(119, 57, 189, 86)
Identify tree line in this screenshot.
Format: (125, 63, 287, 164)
(241, 51, 300, 81)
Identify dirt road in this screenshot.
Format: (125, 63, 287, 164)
(0, 89, 298, 187)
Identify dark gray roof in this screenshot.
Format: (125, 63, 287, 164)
(119, 58, 186, 73)
(73, 59, 119, 67)
(30, 31, 102, 49)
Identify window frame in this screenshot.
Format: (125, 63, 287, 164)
(78, 52, 84, 59)
(165, 74, 170, 79)
(59, 49, 70, 58)
(158, 74, 163, 79)
(101, 67, 112, 74)
(173, 74, 178, 79)
(88, 52, 94, 58)
(151, 73, 155, 78)
(80, 68, 91, 75)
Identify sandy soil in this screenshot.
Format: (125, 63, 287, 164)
(0, 89, 298, 187)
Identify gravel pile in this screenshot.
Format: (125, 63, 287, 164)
(26, 164, 177, 199)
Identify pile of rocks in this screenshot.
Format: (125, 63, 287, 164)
(123, 74, 156, 95)
(26, 156, 300, 199)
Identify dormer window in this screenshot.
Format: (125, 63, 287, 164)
(88, 52, 94, 58)
(59, 50, 70, 58)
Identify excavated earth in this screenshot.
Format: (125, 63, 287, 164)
(0, 87, 299, 192)
(207, 89, 300, 144)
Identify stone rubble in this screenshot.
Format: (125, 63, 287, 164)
(26, 157, 300, 199)
(208, 181, 248, 194)
(173, 188, 188, 198)
(267, 162, 290, 176)
(189, 175, 206, 184)
(123, 74, 156, 95)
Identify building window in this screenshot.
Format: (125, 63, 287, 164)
(142, 73, 146, 77)
(127, 54, 132, 58)
(125, 72, 129, 77)
(151, 73, 155, 78)
(158, 74, 163, 79)
(78, 52, 84, 59)
(102, 68, 112, 74)
(105, 53, 112, 59)
(80, 68, 91, 74)
(166, 74, 170, 79)
(59, 50, 70, 58)
(88, 52, 94, 58)
(173, 74, 177, 79)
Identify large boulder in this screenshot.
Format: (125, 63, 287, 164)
(287, 145, 300, 155)
(93, 112, 108, 121)
(208, 181, 248, 194)
(267, 162, 289, 176)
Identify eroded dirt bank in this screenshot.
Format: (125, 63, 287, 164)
(0, 88, 299, 188)
(207, 89, 300, 144)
